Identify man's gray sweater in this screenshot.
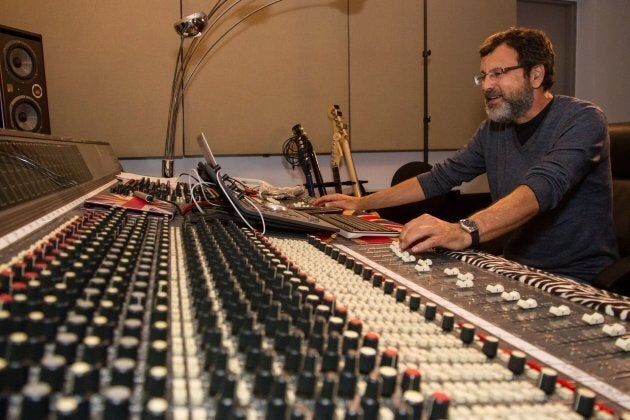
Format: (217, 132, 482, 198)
(418, 95, 619, 282)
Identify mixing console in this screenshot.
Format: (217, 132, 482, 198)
(1, 204, 628, 419)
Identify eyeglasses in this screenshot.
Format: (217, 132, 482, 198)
(474, 65, 523, 86)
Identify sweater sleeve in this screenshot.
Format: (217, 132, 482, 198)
(521, 103, 608, 212)
(417, 125, 489, 199)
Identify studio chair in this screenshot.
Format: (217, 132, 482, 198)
(378, 161, 450, 224)
(593, 122, 630, 296)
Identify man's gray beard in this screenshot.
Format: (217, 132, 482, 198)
(485, 85, 534, 123)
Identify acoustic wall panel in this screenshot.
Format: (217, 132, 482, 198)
(0, 1, 516, 157)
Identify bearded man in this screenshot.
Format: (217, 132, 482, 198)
(314, 27, 618, 283)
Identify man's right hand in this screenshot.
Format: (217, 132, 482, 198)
(312, 193, 363, 210)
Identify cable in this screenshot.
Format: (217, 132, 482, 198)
(214, 168, 265, 235)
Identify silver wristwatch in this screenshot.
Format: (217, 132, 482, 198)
(459, 218, 480, 249)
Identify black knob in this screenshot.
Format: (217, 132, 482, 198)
(574, 387, 596, 417)
(266, 375, 289, 420)
(406, 294, 420, 313)
(383, 279, 395, 295)
(380, 348, 399, 368)
(401, 368, 421, 392)
(253, 350, 275, 398)
(150, 321, 168, 341)
(111, 358, 136, 388)
(360, 375, 381, 420)
(363, 332, 379, 350)
(82, 335, 107, 367)
(39, 354, 67, 392)
(424, 302, 437, 321)
(359, 347, 377, 375)
(481, 336, 499, 359)
(296, 350, 319, 399)
(379, 366, 398, 398)
(148, 340, 168, 366)
(91, 315, 114, 345)
(338, 351, 358, 399)
(143, 398, 169, 420)
(427, 391, 449, 420)
(441, 312, 455, 331)
(69, 361, 100, 396)
(402, 390, 424, 420)
(342, 330, 360, 354)
(53, 396, 82, 419)
(20, 382, 52, 419)
(372, 273, 383, 288)
(145, 366, 168, 398)
(508, 350, 526, 375)
(103, 385, 132, 420)
(537, 367, 558, 395)
(117, 336, 140, 360)
(459, 323, 475, 344)
(122, 318, 143, 339)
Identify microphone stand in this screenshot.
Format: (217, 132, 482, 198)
(422, 0, 431, 165)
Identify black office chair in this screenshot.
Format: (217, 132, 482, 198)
(593, 122, 630, 296)
(377, 161, 451, 224)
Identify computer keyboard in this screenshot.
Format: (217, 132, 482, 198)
(313, 213, 400, 238)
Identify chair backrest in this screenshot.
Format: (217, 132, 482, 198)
(609, 122, 630, 180)
(609, 122, 630, 258)
(391, 161, 432, 186)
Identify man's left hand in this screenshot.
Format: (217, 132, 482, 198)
(398, 214, 471, 253)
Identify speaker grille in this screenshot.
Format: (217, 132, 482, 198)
(0, 25, 50, 134)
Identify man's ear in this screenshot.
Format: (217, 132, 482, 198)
(529, 64, 545, 89)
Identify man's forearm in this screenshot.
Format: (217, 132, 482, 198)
(360, 177, 427, 210)
(471, 184, 540, 243)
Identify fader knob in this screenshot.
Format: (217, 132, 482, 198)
(315, 373, 338, 419)
(427, 391, 450, 420)
(145, 366, 167, 398)
(39, 354, 67, 392)
(380, 348, 399, 368)
(401, 368, 421, 392)
(481, 336, 499, 359)
(53, 396, 81, 419)
(338, 351, 358, 399)
(143, 398, 169, 420)
(379, 366, 398, 397)
(69, 361, 100, 396)
(409, 293, 421, 311)
(537, 367, 558, 395)
(459, 323, 475, 344)
(507, 350, 526, 375)
(359, 347, 377, 374)
(403, 390, 424, 420)
(363, 332, 379, 349)
(111, 358, 136, 388)
(148, 340, 168, 366)
(360, 375, 381, 420)
(266, 375, 289, 420)
(441, 312, 454, 331)
(573, 387, 596, 417)
(20, 382, 52, 419)
(103, 385, 132, 420)
(296, 350, 319, 398)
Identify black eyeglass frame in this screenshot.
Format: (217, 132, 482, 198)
(474, 65, 524, 86)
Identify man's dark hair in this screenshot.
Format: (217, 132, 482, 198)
(479, 27, 555, 91)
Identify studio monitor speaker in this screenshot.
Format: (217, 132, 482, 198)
(0, 24, 51, 134)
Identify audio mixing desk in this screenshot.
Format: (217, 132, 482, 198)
(0, 130, 629, 419)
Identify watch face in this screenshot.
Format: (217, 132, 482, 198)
(460, 219, 478, 232)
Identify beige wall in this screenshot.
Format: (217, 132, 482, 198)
(576, 0, 630, 123)
(0, 1, 516, 158)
